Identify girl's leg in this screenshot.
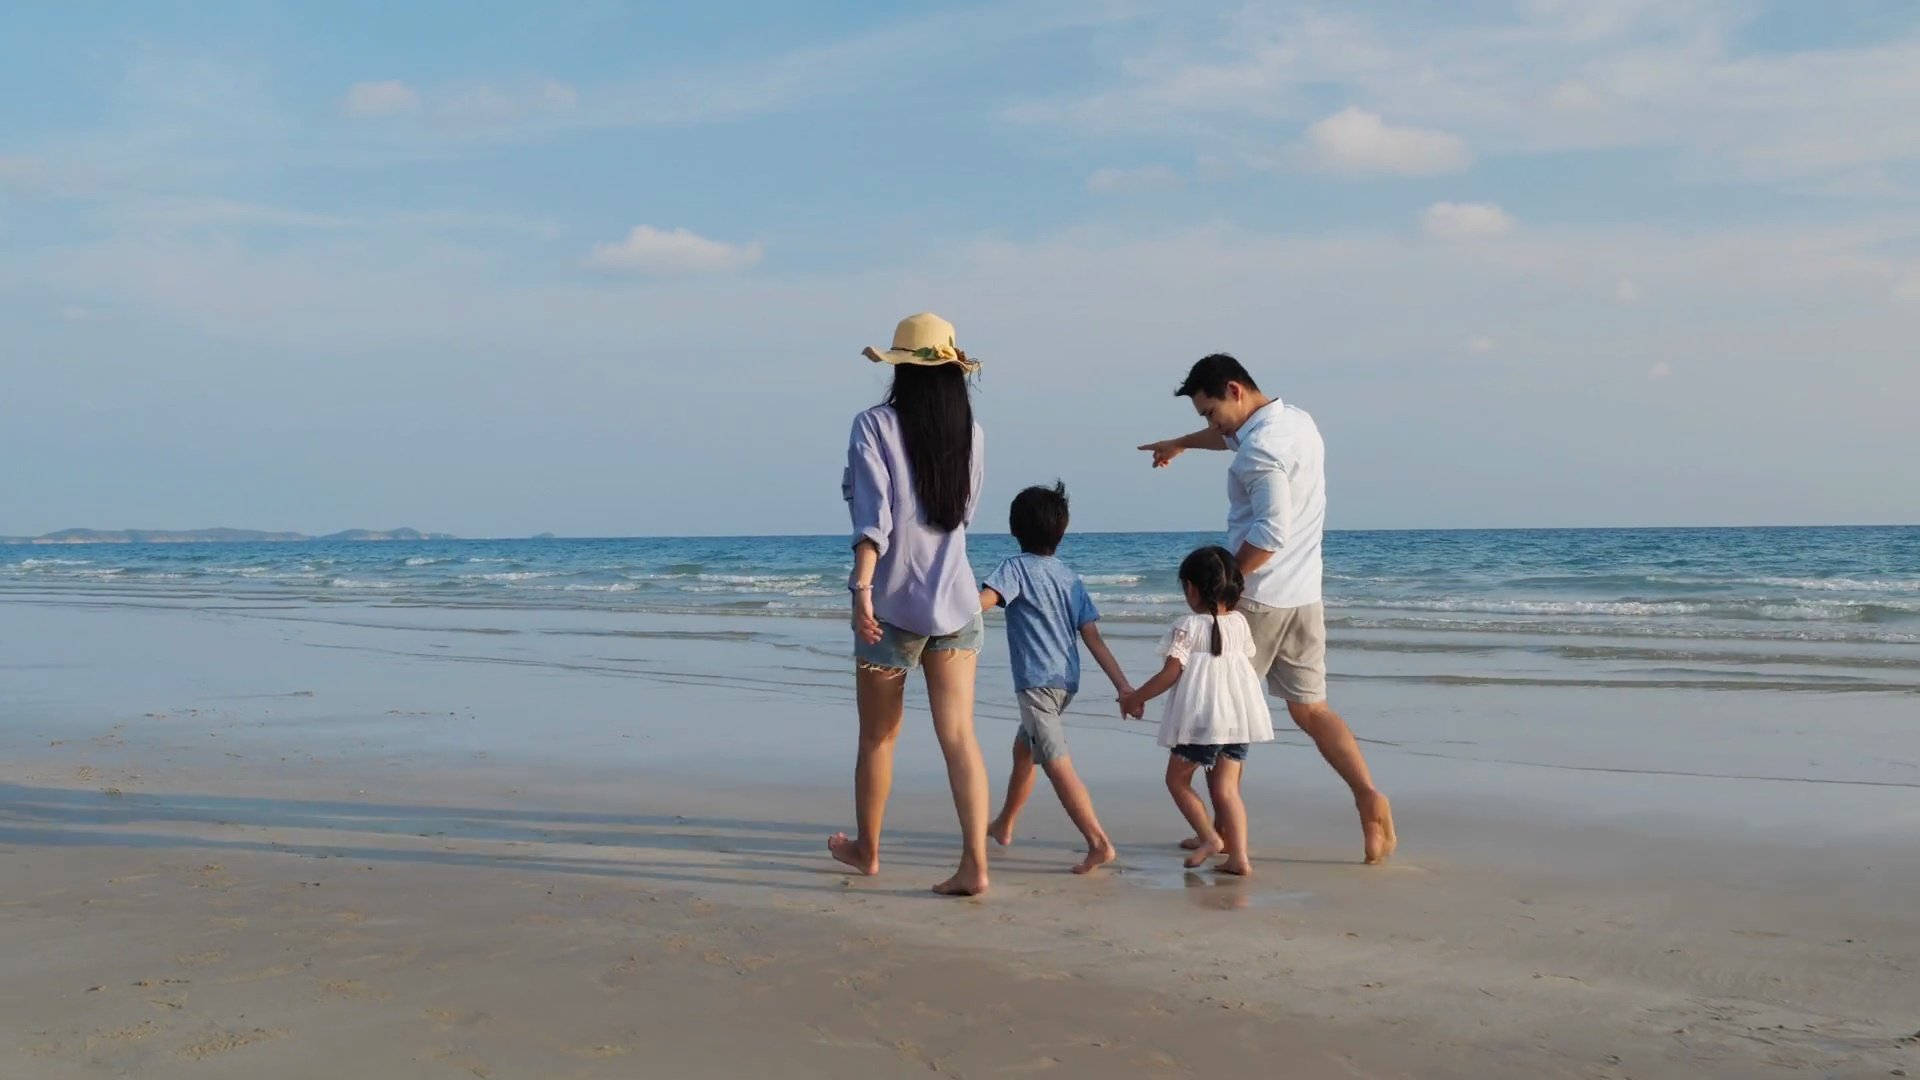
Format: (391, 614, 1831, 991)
(1206, 758, 1252, 876)
(828, 665, 907, 875)
(1166, 755, 1220, 868)
(923, 649, 991, 896)
(989, 733, 1036, 846)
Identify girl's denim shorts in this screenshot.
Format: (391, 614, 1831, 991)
(855, 613, 984, 673)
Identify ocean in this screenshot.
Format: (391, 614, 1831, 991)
(5, 527, 1917, 695)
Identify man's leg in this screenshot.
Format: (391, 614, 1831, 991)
(1256, 601, 1396, 865)
(1285, 699, 1395, 864)
(988, 733, 1036, 846)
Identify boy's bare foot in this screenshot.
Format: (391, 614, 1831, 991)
(1183, 835, 1224, 869)
(1359, 791, 1396, 864)
(931, 867, 989, 896)
(1071, 841, 1116, 875)
(988, 816, 1015, 847)
(1179, 835, 1206, 850)
(827, 832, 878, 876)
(1216, 854, 1253, 876)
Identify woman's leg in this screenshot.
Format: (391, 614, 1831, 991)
(989, 733, 1036, 846)
(1207, 757, 1252, 876)
(1167, 754, 1220, 868)
(923, 648, 990, 896)
(828, 664, 907, 875)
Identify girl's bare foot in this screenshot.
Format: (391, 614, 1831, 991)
(1216, 853, 1253, 876)
(931, 867, 989, 896)
(1179, 835, 1206, 850)
(827, 832, 878, 876)
(988, 816, 1015, 847)
(1071, 841, 1116, 875)
(1359, 791, 1395, 864)
(1183, 835, 1224, 869)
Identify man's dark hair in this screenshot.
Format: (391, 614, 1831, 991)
(1175, 353, 1259, 400)
(1009, 482, 1070, 555)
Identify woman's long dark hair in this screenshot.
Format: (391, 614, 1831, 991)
(886, 364, 974, 532)
(1178, 546, 1244, 656)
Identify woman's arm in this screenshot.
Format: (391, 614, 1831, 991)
(851, 540, 882, 644)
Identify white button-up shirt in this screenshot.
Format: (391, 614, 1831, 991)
(1224, 399, 1326, 609)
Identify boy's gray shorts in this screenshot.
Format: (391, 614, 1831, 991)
(1015, 687, 1074, 765)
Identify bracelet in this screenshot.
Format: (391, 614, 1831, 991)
(848, 582, 873, 593)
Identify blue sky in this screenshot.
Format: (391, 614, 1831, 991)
(4, 0, 1918, 537)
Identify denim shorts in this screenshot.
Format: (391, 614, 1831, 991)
(855, 613, 985, 673)
(1171, 742, 1249, 769)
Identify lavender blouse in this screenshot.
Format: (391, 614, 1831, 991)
(842, 405, 985, 637)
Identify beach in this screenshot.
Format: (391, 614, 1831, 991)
(3, 571, 1917, 1079)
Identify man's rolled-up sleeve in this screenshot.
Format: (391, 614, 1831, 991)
(1232, 446, 1292, 553)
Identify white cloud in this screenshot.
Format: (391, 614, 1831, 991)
(1422, 202, 1515, 240)
(586, 226, 763, 276)
(59, 305, 105, 324)
(1615, 277, 1643, 303)
(1648, 361, 1673, 380)
(1087, 165, 1185, 194)
(1547, 80, 1603, 111)
(1466, 334, 1497, 354)
(344, 80, 420, 119)
(0, 154, 51, 194)
(1297, 107, 1470, 175)
(1895, 272, 1920, 301)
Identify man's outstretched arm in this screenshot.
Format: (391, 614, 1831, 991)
(1137, 429, 1229, 468)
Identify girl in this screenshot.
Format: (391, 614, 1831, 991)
(1121, 546, 1276, 876)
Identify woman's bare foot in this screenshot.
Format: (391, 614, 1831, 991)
(1358, 791, 1396, 865)
(931, 866, 989, 896)
(827, 832, 879, 876)
(1216, 853, 1253, 876)
(1071, 841, 1116, 875)
(1183, 835, 1224, 869)
(1179, 835, 1206, 850)
(988, 816, 1015, 847)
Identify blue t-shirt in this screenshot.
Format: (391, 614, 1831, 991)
(983, 553, 1101, 693)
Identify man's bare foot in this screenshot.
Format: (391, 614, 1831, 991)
(1071, 842, 1116, 875)
(1359, 791, 1395, 864)
(1216, 853, 1253, 876)
(931, 867, 989, 896)
(1183, 835, 1224, 869)
(1179, 835, 1206, 850)
(827, 832, 878, 876)
(988, 817, 1015, 847)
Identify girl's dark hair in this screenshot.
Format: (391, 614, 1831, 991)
(885, 363, 974, 532)
(1177, 545, 1244, 656)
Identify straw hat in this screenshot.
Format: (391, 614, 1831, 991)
(863, 312, 980, 374)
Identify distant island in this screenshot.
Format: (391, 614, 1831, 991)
(1, 527, 459, 545)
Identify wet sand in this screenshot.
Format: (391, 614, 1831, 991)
(2, 599, 1917, 1077)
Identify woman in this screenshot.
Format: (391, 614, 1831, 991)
(830, 312, 991, 896)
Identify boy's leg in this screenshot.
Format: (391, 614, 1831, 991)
(1037, 756, 1116, 874)
(1206, 755, 1252, 876)
(989, 733, 1036, 846)
(1166, 752, 1220, 868)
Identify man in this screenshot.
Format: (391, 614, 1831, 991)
(1139, 353, 1397, 864)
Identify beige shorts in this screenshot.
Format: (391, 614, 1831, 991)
(1237, 599, 1327, 704)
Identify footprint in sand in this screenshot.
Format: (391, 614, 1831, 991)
(84, 1021, 159, 1054)
(173, 950, 229, 968)
(322, 979, 393, 1001)
(175, 1028, 284, 1059)
(562, 1044, 631, 1059)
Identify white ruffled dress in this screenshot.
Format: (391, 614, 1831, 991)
(1154, 612, 1277, 749)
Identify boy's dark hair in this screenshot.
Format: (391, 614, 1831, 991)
(1178, 545, 1245, 656)
(1175, 353, 1260, 400)
(1009, 482, 1070, 555)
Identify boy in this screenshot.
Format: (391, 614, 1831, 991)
(980, 482, 1132, 874)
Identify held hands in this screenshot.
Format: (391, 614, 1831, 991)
(851, 589, 883, 646)
(1137, 439, 1185, 469)
(1116, 684, 1146, 721)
